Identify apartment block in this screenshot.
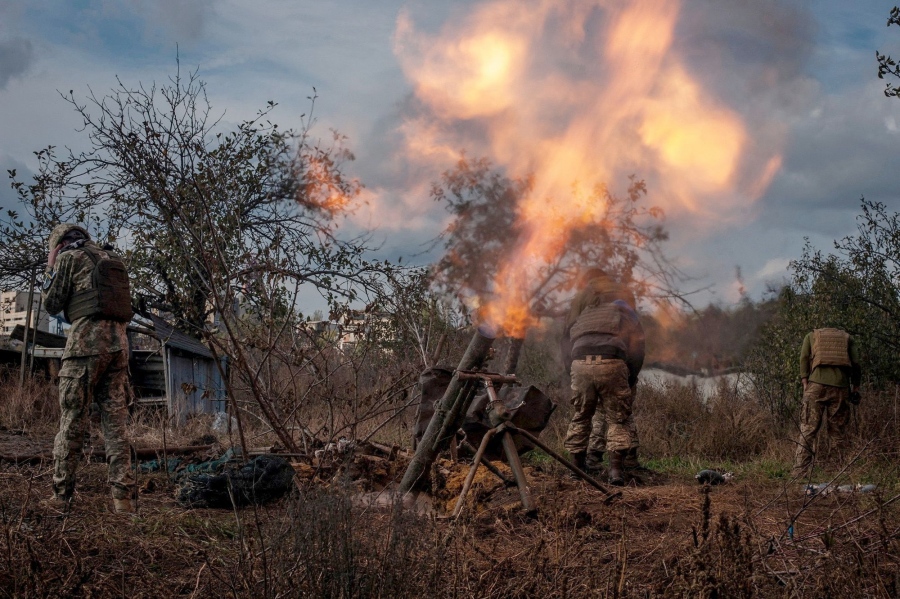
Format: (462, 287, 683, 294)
(0, 290, 50, 337)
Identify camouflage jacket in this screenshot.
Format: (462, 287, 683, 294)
(42, 241, 129, 360)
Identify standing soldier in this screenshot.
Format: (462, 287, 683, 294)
(585, 299, 645, 473)
(42, 224, 136, 513)
(792, 326, 861, 478)
(563, 269, 640, 486)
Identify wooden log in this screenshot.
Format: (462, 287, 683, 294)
(0, 443, 214, 464)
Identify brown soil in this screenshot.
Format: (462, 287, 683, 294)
(0, 430, 897, 597)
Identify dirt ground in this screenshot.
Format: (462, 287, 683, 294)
(0, 429, 897, 598)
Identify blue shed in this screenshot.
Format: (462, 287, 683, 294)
(130, 315, 227, 424)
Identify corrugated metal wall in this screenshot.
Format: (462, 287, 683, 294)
(165, 348, 226, 423)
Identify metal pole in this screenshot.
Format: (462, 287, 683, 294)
(500, 427, 535, 513)
(512, 426, 620, 501)
(502, 337, 524, 375)
(459, 439, 514, 484)
(481, 380, 535, 513)
(19, 265, 38, 388)
(452, 427, 498, 518)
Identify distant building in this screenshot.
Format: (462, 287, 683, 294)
(298, 310, 397, 351)
(0, 290, 50, 337)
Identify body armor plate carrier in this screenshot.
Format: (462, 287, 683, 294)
(570, 303, 622, 340)
(811, 328, 851, 370)
(65, 246, 134, 323)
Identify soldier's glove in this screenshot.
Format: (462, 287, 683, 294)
(848, 390, 862, 405)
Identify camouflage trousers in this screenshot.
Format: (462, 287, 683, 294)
(52, 351, 134, 500)
(565, 357, 636, 454)
(792, 382, 851, 477)
(588, 384, 638, 455)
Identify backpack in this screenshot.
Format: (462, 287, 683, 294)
(65, 245, 134, 323)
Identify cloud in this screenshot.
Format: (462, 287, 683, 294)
(0, 38, 35, 89)
(758, 79, 900, 238)
(135, 0, 210, 44)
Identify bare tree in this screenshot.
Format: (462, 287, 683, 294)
(2, 64, 395, 451)
(430, 155, 686, 318)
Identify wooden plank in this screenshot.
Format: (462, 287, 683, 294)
(9, 325, 67, 348)
(30, 347, 64, 358)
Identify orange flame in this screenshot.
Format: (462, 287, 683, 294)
(395, 0, 783, 337)
(300, 155, 357, 214)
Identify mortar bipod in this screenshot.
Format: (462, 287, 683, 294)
(451, 374, 621, 518)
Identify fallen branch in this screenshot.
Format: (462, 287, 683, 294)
(0, 444, 214, 464)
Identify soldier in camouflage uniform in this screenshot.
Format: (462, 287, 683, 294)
(792, 327, 861, 478)
(563, 269, 641, 486)
(585, 300, 645, 472)
(42, 224, 136, 513)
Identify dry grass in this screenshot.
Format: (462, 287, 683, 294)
(634, 382, 779, 462)
(1, 371, 899, 597)
(1, 453, 898, 598)
(0, 373, 59, 435)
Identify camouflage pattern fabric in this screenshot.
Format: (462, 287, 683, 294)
(43, 240, 129, 360)
(792, 381, 851, 477)
(52, 352, 134, 500)
(588, 384, 638, 454)
(47, 223, 89, 254)
(565, 357, 635, 454)
(44, 224, 134, 501)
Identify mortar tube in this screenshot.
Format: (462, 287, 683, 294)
(502, 337, 524, 375)
(431, 381, 477, 453)
(398, 326, 495, 497)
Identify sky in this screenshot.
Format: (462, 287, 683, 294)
(2, 1, 899, 311)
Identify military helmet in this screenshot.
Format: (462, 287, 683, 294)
(48, 223, 90, 254)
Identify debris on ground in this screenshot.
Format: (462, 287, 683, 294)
(806, 482, 878, 496)
(175, 454, 295, 508)
(695, 469, 733, 485)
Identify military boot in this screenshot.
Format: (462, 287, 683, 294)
(623, 447, 641, 470)
(585, 450, 605, 473)
(113, 497, 136, 514)
(608, 450, 626, 486)
(568, 452, 587, 479)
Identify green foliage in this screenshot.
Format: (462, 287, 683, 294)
(748, 199, 900, 417)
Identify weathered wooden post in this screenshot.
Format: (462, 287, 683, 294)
(18, 264, 38, 388)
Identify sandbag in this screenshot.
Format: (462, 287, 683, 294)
(462, 384, 556, 459)
(412, 366, 556, 460)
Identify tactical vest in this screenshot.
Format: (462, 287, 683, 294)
(811, 328, 851, 370)
(65, 246, 134, 323)
(570, 303, 622, 340)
